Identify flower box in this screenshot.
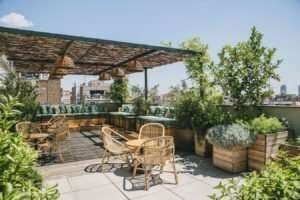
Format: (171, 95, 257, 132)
(194, 133, 212, 157)
(213, 146, 247, 173)
(248, 131, 288, 170)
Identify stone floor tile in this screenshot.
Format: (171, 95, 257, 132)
(134, 189, 182, 200)
(104, 170, 167, 199)
(68, 173, 111, 191)
(46, 177, 72, 194)
(72, 185, 126, 200)
(60, 193, 75, 200)
(170, 181, 214, 200)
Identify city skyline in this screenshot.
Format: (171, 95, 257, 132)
(1, 0, 300, 94)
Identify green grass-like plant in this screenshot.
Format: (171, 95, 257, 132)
(250, 114, 284, 134)
(206, 123, 255, 149)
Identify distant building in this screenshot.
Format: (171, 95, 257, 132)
(79, 80, 111, 104)
(61, 90, 72, 104)
(71, 83, 77, 104)
(280, 84, 287, 96)
(298, 85, 300, 97)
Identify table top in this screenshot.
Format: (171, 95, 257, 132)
(126, 139, 146, 148)
(29, 133, 49, 139)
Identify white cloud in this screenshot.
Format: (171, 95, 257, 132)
(0, 12, 33, 28)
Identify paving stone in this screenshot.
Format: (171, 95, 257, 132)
(134, 189, 182, 200)
(60, 193, 75, 200)
(68, 173, 111, 191)
(170, 181, 214, 200)
(46, 177, 71, 194)
(72, 185, 126, 200)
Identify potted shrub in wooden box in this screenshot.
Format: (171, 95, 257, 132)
(207, 124, 255, 173)
(174, 90, 225, 156)
(248, 115, 288, 170)
(280, 138, 300, 157)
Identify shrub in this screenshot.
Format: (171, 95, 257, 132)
(0, 96, 59, 199)
(206, 123, 255, 149)
(250, 114, 284, 134)
(174, 89, 228, 134)
(210, 152, 300, 200)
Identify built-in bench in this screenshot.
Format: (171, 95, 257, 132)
(36, 104, 118, 131)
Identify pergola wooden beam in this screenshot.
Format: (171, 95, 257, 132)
(0, 26, 196, 76)
(100, 49, 157, 73)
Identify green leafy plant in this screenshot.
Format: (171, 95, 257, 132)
(250, 114, 284, 134)
(132, 96, 150, 116)
(210, 152, 300, 200)
(109, 77, 129, 104)
(213, 27, 281, 119)
(0, 56, 39, 121)
(206, 123, 255, 149)
(0, 95, 59, 199)
(288, 138, 300, 146)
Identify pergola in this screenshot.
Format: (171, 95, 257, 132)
(0, 26, 195, 99)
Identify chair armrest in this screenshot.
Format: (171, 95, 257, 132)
(110, 128, 129, 141)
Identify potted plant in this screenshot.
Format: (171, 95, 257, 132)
(280, 138, 300, 157)
(248, 115, 288, 170)
(207, 123, 254, 173)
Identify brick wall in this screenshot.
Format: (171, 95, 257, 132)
(37, 79, 61, 104)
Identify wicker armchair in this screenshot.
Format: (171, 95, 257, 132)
(101, 126, 132, 171)
(16, 121, 50, 152)
(132, 136, 178, 190)
(138, 123, 165, 140)
(49, 128, 67, 162)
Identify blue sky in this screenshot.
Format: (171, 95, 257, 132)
(0, 0, 300, 94)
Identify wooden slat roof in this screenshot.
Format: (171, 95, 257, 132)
(0, 26, 195, 75)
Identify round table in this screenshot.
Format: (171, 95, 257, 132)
(29, 133, 49, 140)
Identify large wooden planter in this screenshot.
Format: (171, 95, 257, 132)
(279, 143, 300, 157)
(213, 146, 247, 173)
(194, 133, 212, 157)
(248, 131, 288, 170)
(174, 129, 194, 152)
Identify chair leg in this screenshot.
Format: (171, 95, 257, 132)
(171, 157, 178, 184)
(144, 166, 149, 191)
(58, 146, 64, 162)
(159, 164, 164, 174)
(132, 160, 138, 178)
(101, 150, 108, 172)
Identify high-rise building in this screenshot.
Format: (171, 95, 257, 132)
(298, 85, 300, 97)
(61, 90, 72, 104)
(280, 84, 287, 96)
(79, 80, 111, 104)
(71, 83, 77, 104)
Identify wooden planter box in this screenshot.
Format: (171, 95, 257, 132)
(248, 131, 288, 170)
(174, 129, 194, 152)
(213, 146, 247, 173)
(279, 143, 300, 157)
(194, 132, 212, 157)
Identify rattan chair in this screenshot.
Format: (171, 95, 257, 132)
(16, 121, 50, 152)
(132, 136, 178, 190)
(138, 123, 165, 140)
(49, 128, 67, 162)
(100, 126, 132, 171)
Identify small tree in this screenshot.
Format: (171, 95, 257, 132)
(0, 55, 39, 121)
(180, 37, 213, 98)
(109, 77, 129, 104)
(214, 27, 281, 117)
